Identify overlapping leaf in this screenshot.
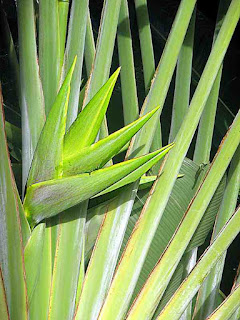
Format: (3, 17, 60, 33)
(28, 57, 77, 186)
(24, 223, 45, 304)
(24, 146, 173, 225)
(25, 57, 77, 317)
(24, 66, 172, 227)
(63, 68, 120, 155)
(63, 106, 162, 176)
(0, 91, 27, 320)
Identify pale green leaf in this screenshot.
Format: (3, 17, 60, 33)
(17, 0, 46, 189)
(29, 226, 52, 319)
(24, 147, 172, 225)
(63, 106, 161, 176)
(64, 68, 120, 155)
(27, 57, 77, 186)
(157, 207, 240, 320)
(24, 223, 45, 304)
(0, 267, 9, 320)
(63, 0, 89, 127)
(0, 92, 27, 320)
(39, 0, 60, 114)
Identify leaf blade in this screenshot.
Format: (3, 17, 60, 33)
(27, 57, 77, 186)
(0, 90, 27, 320)
(64, 68, 120, 155)
(24, 148, 171, 224)
(63, 106, 161, 176)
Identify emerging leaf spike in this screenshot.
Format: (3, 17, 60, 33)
(27, 57, 77, 186)
(24, 144, 173, 225)
(63, 105, 162, 176)
(64, 67, 121, 154)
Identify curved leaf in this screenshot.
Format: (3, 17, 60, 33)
(0, 90, 27, 319)
(28, 57, 77, 186)
(63, 106, 162, 176)
(24, 147, 172, 225)
(64, 68, 120, 155)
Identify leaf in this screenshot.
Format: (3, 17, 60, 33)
(97, 2, 240, 318)
(121, 158, 199, 302)
(63, 0, 89, 127)
(125, 105, 240, 319)
(26, 54, 76, 320)
(63, 106, 161, 176)
(24, 223, 45, 304)
(48, 46, 119, 320)
(85, 201, 111, 261)
(83, 0, 122, 104)
(16, 193, 31, 247)
(24, 147, 172, 225)
(48, 204, 86, 320)
(4, 121, 21, 149)
(193, 145, 240, 319)
(135, 0, 155, 91)
(0, 267, 9, 320)
(0, 90, 27, 319)
(17, 0, 46, 189)
(156, 207, 240, 320)
(187, 174, 226, 251)
(39, 0, 60, 114)
(169, 8, 195, 142)
(64, 68, 120, 155)
(27, 57, 77, 186)
(120, 158, 222, 309)
(28, 226, 52, 319)
(206, 284, 240, 320)
(58, 0, 70, 69)
(84, 10, 96, 78)
(117, 0, 139, 125)
(83, 157, 224, 318)
(95, 144, 173, 197)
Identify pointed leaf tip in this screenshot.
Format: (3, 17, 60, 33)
(24, 144, 173, 225)
(64, 68, 121, 152)
(63, 105, 166, 176)
(64, 56, 77, 85)
(27, 58, 78, 186)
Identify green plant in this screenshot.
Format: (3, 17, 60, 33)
(0, 0, 239, 319)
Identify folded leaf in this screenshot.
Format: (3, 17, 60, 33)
(64, 68, 120, 156)
(0, 91, 27, 319)
(28, 57, 77, 186)
(63, 106, 161, 176)
(95, 144, 174, 197)
(24, 147, 172, 225)
(0, 266, 9, 320)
